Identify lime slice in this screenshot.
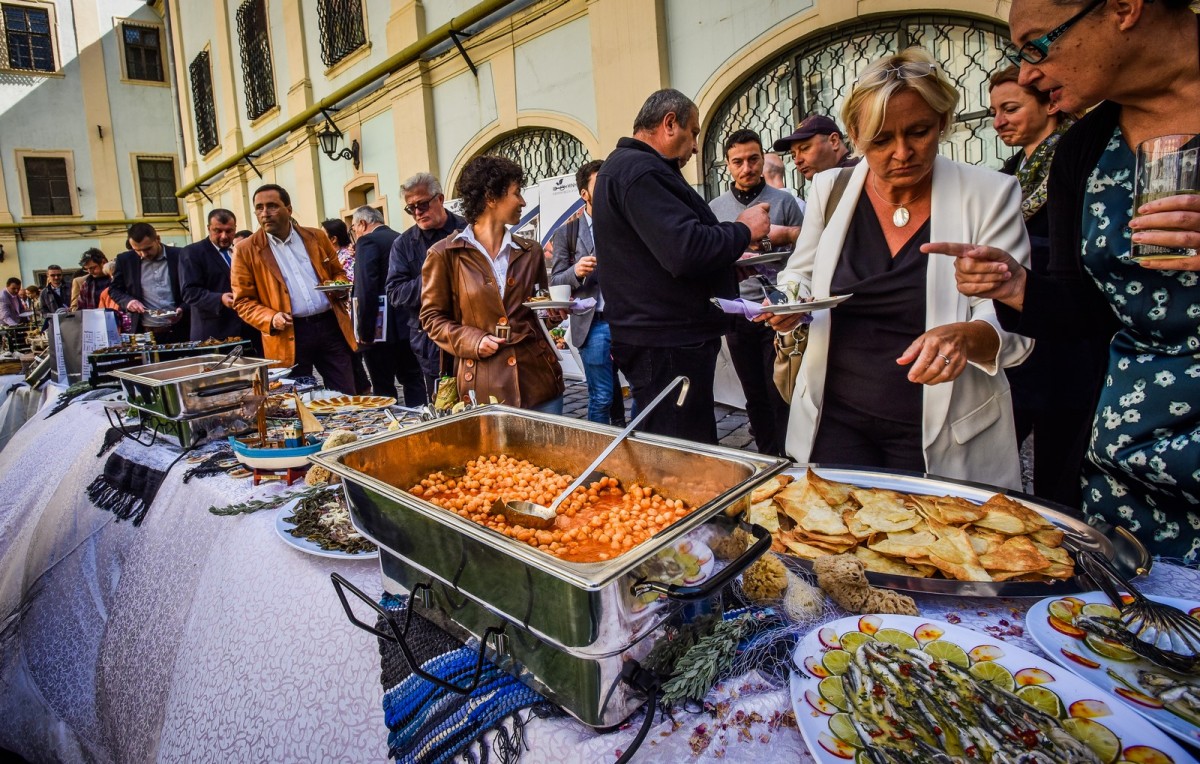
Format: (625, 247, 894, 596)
(823, 649, 853, 676)
(1061, 717, 1121, 764)
(1049, 599, 1080, 623)
(819, 675, 850, 711)
(923, 640, 970, 669)
(874, 628, 920, 650)
(829, 712, 863, 747)
(1085, 634, 1137, 662)
(1016, 685, 1063, 718)
(1081, 603, 1122, 620)
(968, 661, 1016, 692)
(840, 631, 875, 655)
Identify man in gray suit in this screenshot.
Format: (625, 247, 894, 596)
(550, 160, 625, 426)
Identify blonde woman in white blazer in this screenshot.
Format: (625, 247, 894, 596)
(763, 48, 1033, 489)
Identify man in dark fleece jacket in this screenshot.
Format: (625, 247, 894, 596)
(593, 88, 770, 444)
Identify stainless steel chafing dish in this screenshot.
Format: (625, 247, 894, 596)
(111, 353, 273, 418)
(316, 407, 788, 727)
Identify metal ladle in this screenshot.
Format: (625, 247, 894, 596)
(492, 376, 690, 529)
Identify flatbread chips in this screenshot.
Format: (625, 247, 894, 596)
(747, 469, 1074, 584)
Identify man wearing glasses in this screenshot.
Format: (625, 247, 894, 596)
(385, 172, 466, 400)
(39, 265, 70, 315)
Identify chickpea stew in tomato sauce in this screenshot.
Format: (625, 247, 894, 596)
(407, 454, 693, 563)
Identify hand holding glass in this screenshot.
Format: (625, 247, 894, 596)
(1132, 134, 1200, 262)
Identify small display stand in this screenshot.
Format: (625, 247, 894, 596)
(252, 464, 309, 486)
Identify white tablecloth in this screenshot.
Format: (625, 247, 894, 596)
(2, 399, 1198, 763)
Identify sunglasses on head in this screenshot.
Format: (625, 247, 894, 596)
(404, 197, 436, 216)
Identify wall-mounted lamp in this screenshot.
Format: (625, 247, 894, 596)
(317, 116, 359, 170)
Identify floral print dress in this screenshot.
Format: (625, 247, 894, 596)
(1079, 128, 1200, 560)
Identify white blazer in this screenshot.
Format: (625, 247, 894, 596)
(777, 155, 1034, 489)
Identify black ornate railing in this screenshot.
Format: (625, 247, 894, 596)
(703, 14, 1012, 199)
(236, 0, 277, 120)
(477, 128, 590, 186)
(189, 50, 219, 155)
(317, 0, 367, 68)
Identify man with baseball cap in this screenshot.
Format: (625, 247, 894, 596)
(773, 114, 857, 180)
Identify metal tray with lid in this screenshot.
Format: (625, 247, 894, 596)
(111, 353, 273, 418)
(312, 406, 789, 656)
(778, 466, 1151, 597)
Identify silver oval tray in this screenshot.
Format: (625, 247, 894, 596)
(780, 465, 1151, 598)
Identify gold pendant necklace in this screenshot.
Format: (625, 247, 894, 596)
(871, 174, 921, 227)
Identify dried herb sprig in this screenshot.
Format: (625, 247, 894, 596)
(207, 483, 328, 516)
(646, 613, 755, 706)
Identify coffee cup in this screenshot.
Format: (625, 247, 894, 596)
(548, 285, 572, 302)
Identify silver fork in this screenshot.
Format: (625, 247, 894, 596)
(1077, 549, 1200, 665)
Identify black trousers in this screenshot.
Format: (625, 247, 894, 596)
(811, 398, 925, 472)
(1014, 405, 1092, 508)
(611, 337, 720, 445)
(361, 337, 428, 406)
(292, 311, 357, 394)
(726, 320, 789, 456)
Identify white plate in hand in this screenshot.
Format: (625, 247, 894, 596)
(521, 300, 572, 310)
(765, 294, 852, 314)
(738, 250, 791, 266)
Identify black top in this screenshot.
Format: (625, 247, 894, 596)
(592, 137, 750, 346)
(352, 224, 401, 345)
(179, 239, 244, 341)
(108, 245, 188, 335)
(824, 194, 930, 426)
(385, 210, 465, 375)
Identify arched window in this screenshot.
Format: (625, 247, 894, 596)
(703, 14, 1012, 199)
(477, 128, 590, 185)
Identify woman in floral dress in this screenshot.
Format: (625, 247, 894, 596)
(928, 0, 1200, 558)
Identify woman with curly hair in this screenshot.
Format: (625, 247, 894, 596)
(420, 155, 564, 412)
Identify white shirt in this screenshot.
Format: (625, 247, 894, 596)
(267, 225, 329, 317)
(453, 225, 521, 298)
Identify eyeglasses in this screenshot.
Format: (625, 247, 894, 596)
(403, 197, 436, 216)
(1005, 0, 1105, 65)
(47, 272, 62, 278)
(857, 62, 937, 86)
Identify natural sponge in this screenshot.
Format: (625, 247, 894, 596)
(740, 552, 789, 603)
(304, 430, 359, 486)
(812, 554, 918, 616)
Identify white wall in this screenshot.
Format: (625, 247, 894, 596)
(514, 17, 596, 135)
(663, 0, 815, 99)
(431, 62, 498, 182)
(422, 0, 482, 33)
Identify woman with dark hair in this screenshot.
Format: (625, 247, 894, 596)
(321, 219, 355, 282)
(988, 65, 1106, 507)
(934, 0, 1200, 558)
(420, 155, 564, 412)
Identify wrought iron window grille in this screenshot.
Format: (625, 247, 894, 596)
(137, 158, 178, 215)
(479, 129, 590, 187)
(123, 22, 164, 82)
(24, 157, 72, 216)
(703, 14, 1014, 200)
(236, 0, 277, 120)
(317, 0, 366, 68)
(190, 50, 219, 156)
(1, 4, 54, 73)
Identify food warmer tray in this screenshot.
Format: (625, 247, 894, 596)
(88, 339, 250, 385)
(110, 353, 273, 418)
(125, 404, 257, 448)
(318, 407, 787, 727)
(781, 465, 1151, 598)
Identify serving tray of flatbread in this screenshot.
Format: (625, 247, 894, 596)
(743, 466, 1149, 598)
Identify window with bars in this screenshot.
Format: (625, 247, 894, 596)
(23, 156, 72, 216)
(122, 22, 163, 82)
(190, 51, 219, 156)
(317, 0, 366, 68)
(237, 0, 276, 120)
(478, 129, 590, 186)
(2, 3, 54, 73)
(137, 158, 178, 215)
(703, 15, 1013, 199)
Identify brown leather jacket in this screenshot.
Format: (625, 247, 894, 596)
(420, 231, 564, 409)
(231, 224, 355, 367)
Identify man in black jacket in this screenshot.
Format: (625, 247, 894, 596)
(351, 205, 425, 403)
(108, 222, 188, 341)
(38, 264, 70, 316)
(592, 88, 770, 444)
(179, 209, 261, 352)
(385, 172, 465, 402)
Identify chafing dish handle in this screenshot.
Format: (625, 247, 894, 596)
(330, 573, 506, 695)
(190, 380, 254, 398)
(630, 522, 770, 602)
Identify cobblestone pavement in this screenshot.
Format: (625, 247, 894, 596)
(559, 378, 757, 452)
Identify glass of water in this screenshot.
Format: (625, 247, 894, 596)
(1132, 134, 1199, 261)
